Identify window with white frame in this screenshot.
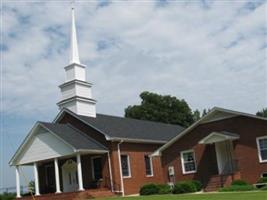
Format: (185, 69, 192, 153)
(121, 155, 131, 177)
(180, 150, 197, 174)
(257, 136, 267, 162)
(262, 172, 267, 178)
(144, 155, 153, 176)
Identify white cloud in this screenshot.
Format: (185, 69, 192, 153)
(2, 0, 266, 118)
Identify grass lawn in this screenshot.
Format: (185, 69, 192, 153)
(102, 191, 267, 200)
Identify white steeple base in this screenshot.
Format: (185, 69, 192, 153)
(57, 96, 96, 117)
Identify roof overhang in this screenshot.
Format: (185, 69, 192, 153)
(151, 107, 266, 157)
(198, 131, 240, 144)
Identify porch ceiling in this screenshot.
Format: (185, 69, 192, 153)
(198, 131, 240, 144)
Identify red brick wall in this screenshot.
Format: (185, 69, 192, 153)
(56, 113, 166, 195)
(118, 142, 164, 195)
(161, 116, 267, 185)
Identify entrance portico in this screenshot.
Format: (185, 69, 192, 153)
(9, 122, 112, 198)
(199, 131, 240, 175)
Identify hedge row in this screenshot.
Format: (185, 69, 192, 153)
(219, 179, 255, 192)
(140, 180, 202, 195)
(140, 178, 266, 195)
(219, 185, 255, 192)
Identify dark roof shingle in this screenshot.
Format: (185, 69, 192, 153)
(77, 114, 185, 142)
(39, 122, 108, 151)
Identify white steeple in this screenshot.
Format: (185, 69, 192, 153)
(57, 7, 96, 117)
(70, 7, 80, 64)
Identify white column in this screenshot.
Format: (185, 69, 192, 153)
(54, 158, 61, 193)
(107, 152, 114, 192)
(15, 166, 21, 198)
(76, 153, 84, 191)
(33, 162, 40, 196)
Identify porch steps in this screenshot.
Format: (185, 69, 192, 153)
(204, 175, 225, 192)
(17, 188, 115, 200)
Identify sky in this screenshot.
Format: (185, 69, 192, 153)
(1, 0, 266, 189)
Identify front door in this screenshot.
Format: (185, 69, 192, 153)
(62, 159, 79, 192)
(44, 164, 56, 193)
(215, 140, 234, 174)
(92, 157, 103, 181)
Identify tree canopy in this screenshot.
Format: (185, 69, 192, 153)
(256, 108, 267, 118)
(124, 91, 195, 127)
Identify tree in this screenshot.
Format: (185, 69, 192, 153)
(256, 108, 267, 118)
(193, 109, 201, 122)
(28, 180, 35, 194)
(201, 108, 211, 117)
(125, 91, 194, 127)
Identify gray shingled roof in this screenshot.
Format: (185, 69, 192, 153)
(77, 114, 185, 142)
(39, 122, 108, 151)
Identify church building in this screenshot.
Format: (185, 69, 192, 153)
(9, 7, 267, 200)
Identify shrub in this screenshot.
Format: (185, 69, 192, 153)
(257, 177, 267, 184)
(231, 179, 248, 186)
(219, 185, 255, 192)
(0, 193, 16, 200)
(173, 181, 197, 194)
(157, 184, 172, 194)
(140, 184, 159, 195)
(191, 180, 202, 191)
(260, 185, 267, 190)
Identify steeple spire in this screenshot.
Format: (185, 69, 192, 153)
(70, 7, 80, 64)
(57, 6, 97, 117)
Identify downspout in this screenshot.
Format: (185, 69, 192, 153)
(117, 140, 125, 196)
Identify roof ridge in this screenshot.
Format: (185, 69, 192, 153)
(85, 113, 185, 128)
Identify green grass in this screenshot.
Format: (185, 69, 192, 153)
(102, 191, 267, 200)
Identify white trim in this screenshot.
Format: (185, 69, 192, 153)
(256, 136, 267, 163)
(180, 149, 197, 175)
(110, 137, 167, 144)
(76, 149, 108, 154)
(34, 162, 40, 196)
(9, 123, 40, 166)
(15, 166, 21, 198)
(91, 156, 102, 180)
(199, 132, 239, 144)
(144, 155, 154, 177)
(152, 107, 267, 156)
(121, 154, 131, 178)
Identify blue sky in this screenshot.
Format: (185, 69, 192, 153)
(1, 0, 266, 188)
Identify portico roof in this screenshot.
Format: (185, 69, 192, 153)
(9, 122, 108, 166)
(198, 131, 240, 144)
